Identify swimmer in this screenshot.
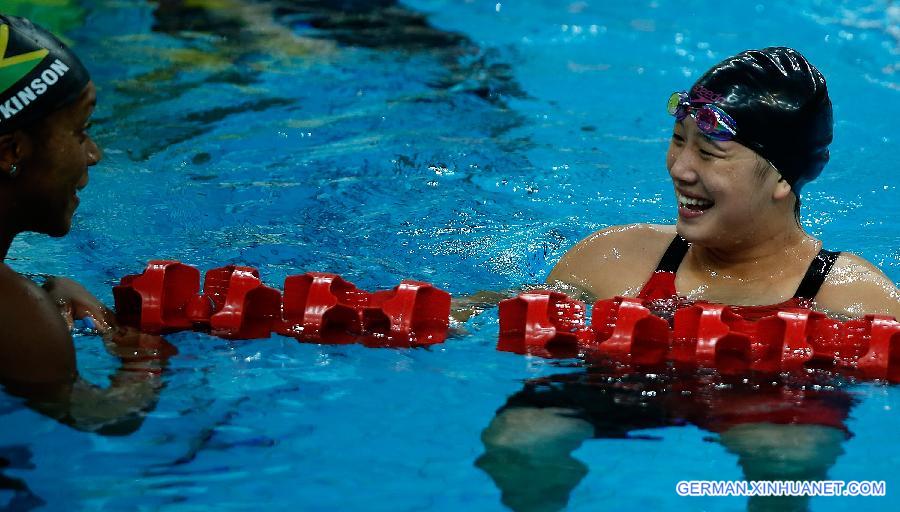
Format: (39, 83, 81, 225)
(547, 47, 900, 320)
(0, 15, 174, 434)
(476, 47, 894, 512)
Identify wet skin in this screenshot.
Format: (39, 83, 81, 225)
(0, 82, 175, 434)
(547, 118, 900, 317)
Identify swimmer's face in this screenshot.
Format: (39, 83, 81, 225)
(13, 82, 101, 237)
(666, 117, 783, 246)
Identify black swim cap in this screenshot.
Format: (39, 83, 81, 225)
(0, 15, 90, 134)
(689, 47, 833, 196)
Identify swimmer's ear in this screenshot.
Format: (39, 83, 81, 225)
(772, 176, 793, 201)
(0, 132, 28, 177)
(0, 133, 17, 177)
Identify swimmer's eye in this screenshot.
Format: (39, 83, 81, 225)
(79, 121, 93, 141)
(699, 148, 725, 159)
(671, 132, 685, 145)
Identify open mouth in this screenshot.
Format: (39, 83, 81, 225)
(676, 190, 714, 212)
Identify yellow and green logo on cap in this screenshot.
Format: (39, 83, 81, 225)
(0, 23, 49, 94)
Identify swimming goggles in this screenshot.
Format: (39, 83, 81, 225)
(667, 91, 738, 141)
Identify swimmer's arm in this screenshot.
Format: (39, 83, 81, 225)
(450, 282, 595, 324)
(0, 271, 78, 384)
(814, 253, 900, 319)
(10, 328, 175, 436)
(0, 272, 174, 434)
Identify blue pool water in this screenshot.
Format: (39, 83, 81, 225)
(2, 0, 900, 510)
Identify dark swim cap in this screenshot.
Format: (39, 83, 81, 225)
(0, 15, 90, 134)
(689, 47, 832, 196)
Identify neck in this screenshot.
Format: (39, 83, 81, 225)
(0, 199, 19, 261)
(688, 221, 815, 280)
(0, 229, 13, 261)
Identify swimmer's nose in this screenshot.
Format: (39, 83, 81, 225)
(668, 148, 699, 184)
(86, 135, 102, 166)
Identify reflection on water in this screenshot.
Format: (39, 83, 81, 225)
(478, 365, 855, 512)
(0, 446, 43, 512)
(100, 0, 526, 161)
(1, 0, 85, 37)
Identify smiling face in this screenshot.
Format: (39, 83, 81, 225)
(666, 116, 789, 248)
(10, 82, 101, 237)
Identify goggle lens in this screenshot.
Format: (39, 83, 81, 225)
(666, 90, 738, 141)
(666, 92, 683, 116)
(694, 108, 717, 132)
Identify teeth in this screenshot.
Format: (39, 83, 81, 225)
(676, 191, 714, 208)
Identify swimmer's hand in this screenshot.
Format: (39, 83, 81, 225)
(451, 290, 511, 323)
(104, 327, 178, 376)
(42, 276, 115, 334)
(450, 282, 597, 324)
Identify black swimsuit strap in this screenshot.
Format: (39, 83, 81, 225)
(793, 248, 841, 300)
(655, 235, 690, 273)
(654, 235, 840, 301)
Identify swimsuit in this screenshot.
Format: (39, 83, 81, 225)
(637, 235, 841, 321)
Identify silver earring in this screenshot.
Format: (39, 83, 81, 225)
(8, 164, 17, 177)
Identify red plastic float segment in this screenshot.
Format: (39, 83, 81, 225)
(205, 265, 283, 339)
(277, 272, 370, 343)
(497, 291, 590, 358)
(752, 309, 818, 372)
(186, 294, 215, 325)
(815, 315, 877, 369)
(112, 260, 201, 334)
(672, 303, 754, 374)
(201, 265, 258, 312)
(361, 280, 451, 347)
(854, 316, 900, 382)
(804, 313, 844, 366)
(588, 297, 670, 365)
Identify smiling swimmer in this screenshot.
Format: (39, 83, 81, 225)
(548, 47, 900, 319)
(0, 15, 173, 433)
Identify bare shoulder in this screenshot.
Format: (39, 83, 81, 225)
(547, 223, 676, 298)
(815, 252, 900, 318)
(0, 265, 75, 384)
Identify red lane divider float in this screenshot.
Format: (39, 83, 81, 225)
(498, 291, 591, 358)
(498, 291, 900, 383)
(113, 261, 451, 347)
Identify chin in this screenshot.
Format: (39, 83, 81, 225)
(674, 220, 704, 244)
(676, 222, 726, 249)
(46, 227, 71, 238)
(43, 218, 73, 238)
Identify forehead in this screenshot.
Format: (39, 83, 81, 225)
(81, 82, 97, 106)
(73, 82, 96, 112)
(48, 82, 96, 123)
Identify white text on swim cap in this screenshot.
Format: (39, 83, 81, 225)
(0, 58, 70, 121)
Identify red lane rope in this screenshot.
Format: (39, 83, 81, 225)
(498, 291, 900, 383)
(113, 260, 451, 347)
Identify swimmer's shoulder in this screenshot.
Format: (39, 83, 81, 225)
(0, 264, 75, 385)
(814, 252, 900, 318)
(548, 223, 676, 298)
